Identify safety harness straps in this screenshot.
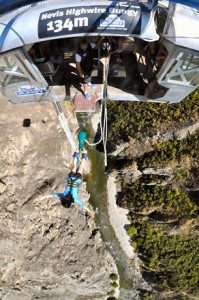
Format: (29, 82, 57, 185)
(68, 177, 80, 188)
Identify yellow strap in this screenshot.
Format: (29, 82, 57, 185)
(68, 181, 79, 187)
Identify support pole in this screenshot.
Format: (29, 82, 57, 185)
(53, 102, 76, 150)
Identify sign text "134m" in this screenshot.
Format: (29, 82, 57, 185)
(47, 17, 89, 33)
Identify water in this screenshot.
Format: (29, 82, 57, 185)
(77, 113, 141, 300)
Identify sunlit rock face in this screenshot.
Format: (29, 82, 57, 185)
(0, 97, 114, 300)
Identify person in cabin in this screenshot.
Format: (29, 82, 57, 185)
(108, 37, 124, 76)
(52, 150, 95, 218)
(75, 38, 97, 100)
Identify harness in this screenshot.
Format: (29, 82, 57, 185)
(67, 176, 80, 189)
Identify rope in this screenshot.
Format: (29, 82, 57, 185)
(85, 40, 110, 167)
(103, 43, 110, 167)
(84, 99, 103, 146)
(104, 101, 108, 166)
(85, 96, 108, 166)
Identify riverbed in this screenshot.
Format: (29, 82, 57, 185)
(77, 111, 148, 300)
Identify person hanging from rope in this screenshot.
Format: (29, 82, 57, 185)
(52, 150, 95, 218)
(75, 38, 97, 100)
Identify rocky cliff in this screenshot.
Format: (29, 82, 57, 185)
(0, 96, 116, 300)
(107, 96, 199, 299)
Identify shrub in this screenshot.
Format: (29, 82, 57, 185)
(128, 218, 199, 296)
(109, 273, 118, 281)
(128, 226, 137, 237)
(111, 282, 118, 288)
(107, 290, 115, 296)
(121, 181, 197, 220)
(107, 89, 199, 143)
(136, 129, 199, 168)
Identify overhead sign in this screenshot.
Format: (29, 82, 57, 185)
(38, 3, 142, 38)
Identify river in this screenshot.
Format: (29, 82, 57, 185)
(77, 112, 143, 300)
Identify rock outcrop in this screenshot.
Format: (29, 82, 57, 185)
(0, 96, 116, 300)
(110, 120, 199, 159)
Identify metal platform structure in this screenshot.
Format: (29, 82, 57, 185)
(0, 0, 198, 105)
(0, 0, 199, 151)
(74, 92, 99, 112)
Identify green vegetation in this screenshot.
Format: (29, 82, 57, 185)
(136, 129, 199, 168)
(127, 226, 137, 237)
(107, 89, 199, 143)
(140, 290, 154, 300)
(108, 273, 118, 297)
(172, 166, 199, 188)
(109, 273, 118, 281)
(121, 180, 197, 219)
(107, 290, 115, 296)
(121, 156, 199, 298)
(111, 282, 118, 288)
(108, 88, 199, 297)
(129, 216, 199, 296)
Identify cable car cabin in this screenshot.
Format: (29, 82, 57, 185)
(0, 0, 199, 106)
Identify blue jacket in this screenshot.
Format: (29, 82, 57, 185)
(52, 176, 84, 207)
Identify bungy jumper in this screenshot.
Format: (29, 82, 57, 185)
(0, 0, 199, 165)
(51, 131, 95, 218)
(37, 131, 95, 217)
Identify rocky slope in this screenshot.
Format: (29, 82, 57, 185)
(0, 96, 116, 300)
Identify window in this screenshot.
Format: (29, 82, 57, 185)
(162, 51, 199, 86)
(0, 55, 26, 85)
(0, 53, 31, 86)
